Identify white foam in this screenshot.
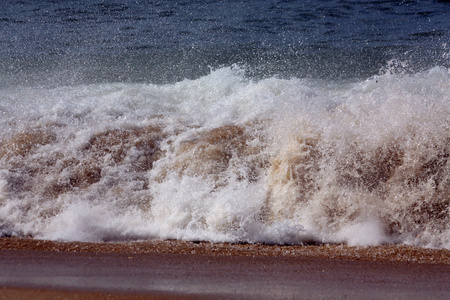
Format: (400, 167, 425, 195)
(0, 66, 449, 248)
(335, 219, 389, 247)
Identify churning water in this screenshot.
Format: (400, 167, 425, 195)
(0, 0, 449, 248)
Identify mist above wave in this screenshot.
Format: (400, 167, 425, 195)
(0, 66, 449, 248)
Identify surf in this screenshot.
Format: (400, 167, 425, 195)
(0, 65, 449, 248)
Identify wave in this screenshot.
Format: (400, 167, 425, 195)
(0, 66, 449, 248)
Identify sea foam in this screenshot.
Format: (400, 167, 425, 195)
(0, 66, 449, 248)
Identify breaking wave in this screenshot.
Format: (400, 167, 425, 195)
(0, 66, 449, 248)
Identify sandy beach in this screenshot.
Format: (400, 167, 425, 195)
(1, 238, 449, 299)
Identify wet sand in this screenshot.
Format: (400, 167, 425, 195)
(1, 238, 449, 299)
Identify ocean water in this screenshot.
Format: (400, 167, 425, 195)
(0, 0, 449, 248)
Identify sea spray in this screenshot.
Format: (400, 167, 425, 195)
(0, 66, 449, 248)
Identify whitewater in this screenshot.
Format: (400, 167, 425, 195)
(0, 64, 448, 248)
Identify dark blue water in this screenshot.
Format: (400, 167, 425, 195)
(1, 0, 449, 85)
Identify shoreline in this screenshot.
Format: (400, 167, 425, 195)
(1, 237, 450, 299)
(1, 236, 449, 264)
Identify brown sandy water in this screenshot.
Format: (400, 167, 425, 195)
(0, 238, 449, 299)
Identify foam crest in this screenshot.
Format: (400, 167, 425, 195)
(0, 66, 448, 248)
